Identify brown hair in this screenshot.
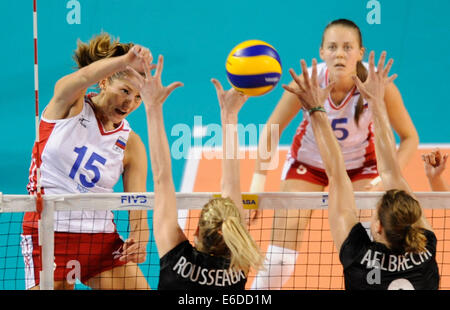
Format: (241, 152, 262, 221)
(196, 197, 264, 272)
(73, 32, 133, 68)
(378, 190, 427, 254)
(321, 19, 367, 126)
(73, 32, 134, 82)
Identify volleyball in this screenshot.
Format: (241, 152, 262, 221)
(226, 40, 282, 96)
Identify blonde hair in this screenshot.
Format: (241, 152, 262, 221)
(378, 190, 428, 254)
(73, 32, 134, 81)
(196, 197, 264, 272)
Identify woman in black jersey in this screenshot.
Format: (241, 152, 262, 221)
(128, 55, 264, 289)
(283, 51, 439, 290)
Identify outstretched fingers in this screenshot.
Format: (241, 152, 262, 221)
(352, 75, 370, 99)
(368, 51, 376, 79)
(381, 54, 397, 84)
(377, 51, 387, 75)
(166, 81, 184, 97)
(367, 50, 397, 85)
(288, 68, 306, 93)
(386, 73, 398, 85)
(300, 59, 311, 87)
(211, 78, 224, 94)
(154, 54, 164, 79)
(311, 58, 318, 86)
(125, 65, 145, 89)
(282, 83, 300, 96)
(384, 58, 394, 78)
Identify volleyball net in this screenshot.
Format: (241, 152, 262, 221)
(0, 192, 449, 290)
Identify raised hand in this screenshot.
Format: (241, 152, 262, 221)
(211, 78, 248, 116)
(422, 148, 448, 180)
(125, 44, 153, 75)
(118, 238, 147, 264)
(352, 51, 397, 102)
(126, 54, 183, 107)
(282, 59, 335, 111)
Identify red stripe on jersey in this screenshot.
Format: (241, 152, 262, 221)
(95, 117, 125, 135)
(25, 120, 54, 229)
(364, 122, 376, 162)
(85, 93, 128, 136)
(328, 86, 357, 110)
(26, 120, 55, 194)
(290, 119, 309, 160)
(325, 69, 357, 110)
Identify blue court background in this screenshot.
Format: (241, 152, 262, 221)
(0, 0, 449, 289)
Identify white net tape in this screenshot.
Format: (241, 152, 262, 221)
(1, 192, 449, 213)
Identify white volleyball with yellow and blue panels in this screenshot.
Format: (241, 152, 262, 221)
(226, 40, 282, 96)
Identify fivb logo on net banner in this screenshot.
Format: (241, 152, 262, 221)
(170, 116, 279, 171)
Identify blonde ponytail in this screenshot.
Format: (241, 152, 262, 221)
(222, 216, 264, 271)
(404, 226, 427, 254)
(73, 32, 133, 69)
(197, 198, 264, 273)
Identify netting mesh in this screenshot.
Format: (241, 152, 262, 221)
(2, 195, 448, 290)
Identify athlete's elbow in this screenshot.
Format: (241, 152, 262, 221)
(399, 128, 419, 148)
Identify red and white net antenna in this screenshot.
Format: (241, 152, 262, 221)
(33, 0, 43, 216)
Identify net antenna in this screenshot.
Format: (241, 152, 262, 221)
(32, 0, 55, 290)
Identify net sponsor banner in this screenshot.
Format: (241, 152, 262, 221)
(1, 192, 449, 212)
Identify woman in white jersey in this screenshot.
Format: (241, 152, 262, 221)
(22, 33, 153, 289)
(283, 52, 438, 290)
(251, 19, 419, 289)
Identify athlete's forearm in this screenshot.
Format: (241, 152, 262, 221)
(221, 111, 244, 219)
(309, 111, 346, 178)
(145, 105, 174, 187)
(428, 176, 450, 192)
(396, 134, 419, 172)
(54, 56, 128, 103)
(371, 99, 408, 190)
(129, 210, 150, 242)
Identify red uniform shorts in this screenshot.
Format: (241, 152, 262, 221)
(21, 228, 126, 289)
(281, 158, 379, 186)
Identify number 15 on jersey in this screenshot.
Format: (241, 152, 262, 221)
(69, 146, 107, 188)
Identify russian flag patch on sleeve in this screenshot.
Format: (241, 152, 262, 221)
(113, 136, 127, 152)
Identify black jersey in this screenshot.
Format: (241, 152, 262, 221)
(340, 223, 439, 290)
(158, 240, 247, 290)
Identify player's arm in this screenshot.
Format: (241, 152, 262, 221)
(310, 111, 358, 251)
(354, 51, 433, 231)
(140, 55, 185, 258)
(384, 82, 419, 172)
(120, 131, 150, 263)
(211, 79, 248, 221)
(283, 59, 358, 252)
(45, 45, 152, 120)
(250, 81, 303, 191)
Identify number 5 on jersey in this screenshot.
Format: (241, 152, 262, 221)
(69, 146, 107, 188)
(331, 118, 349, 141)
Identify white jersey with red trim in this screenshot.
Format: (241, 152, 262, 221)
(25, 94, 131, 233)
(288, 62, 375, 170)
